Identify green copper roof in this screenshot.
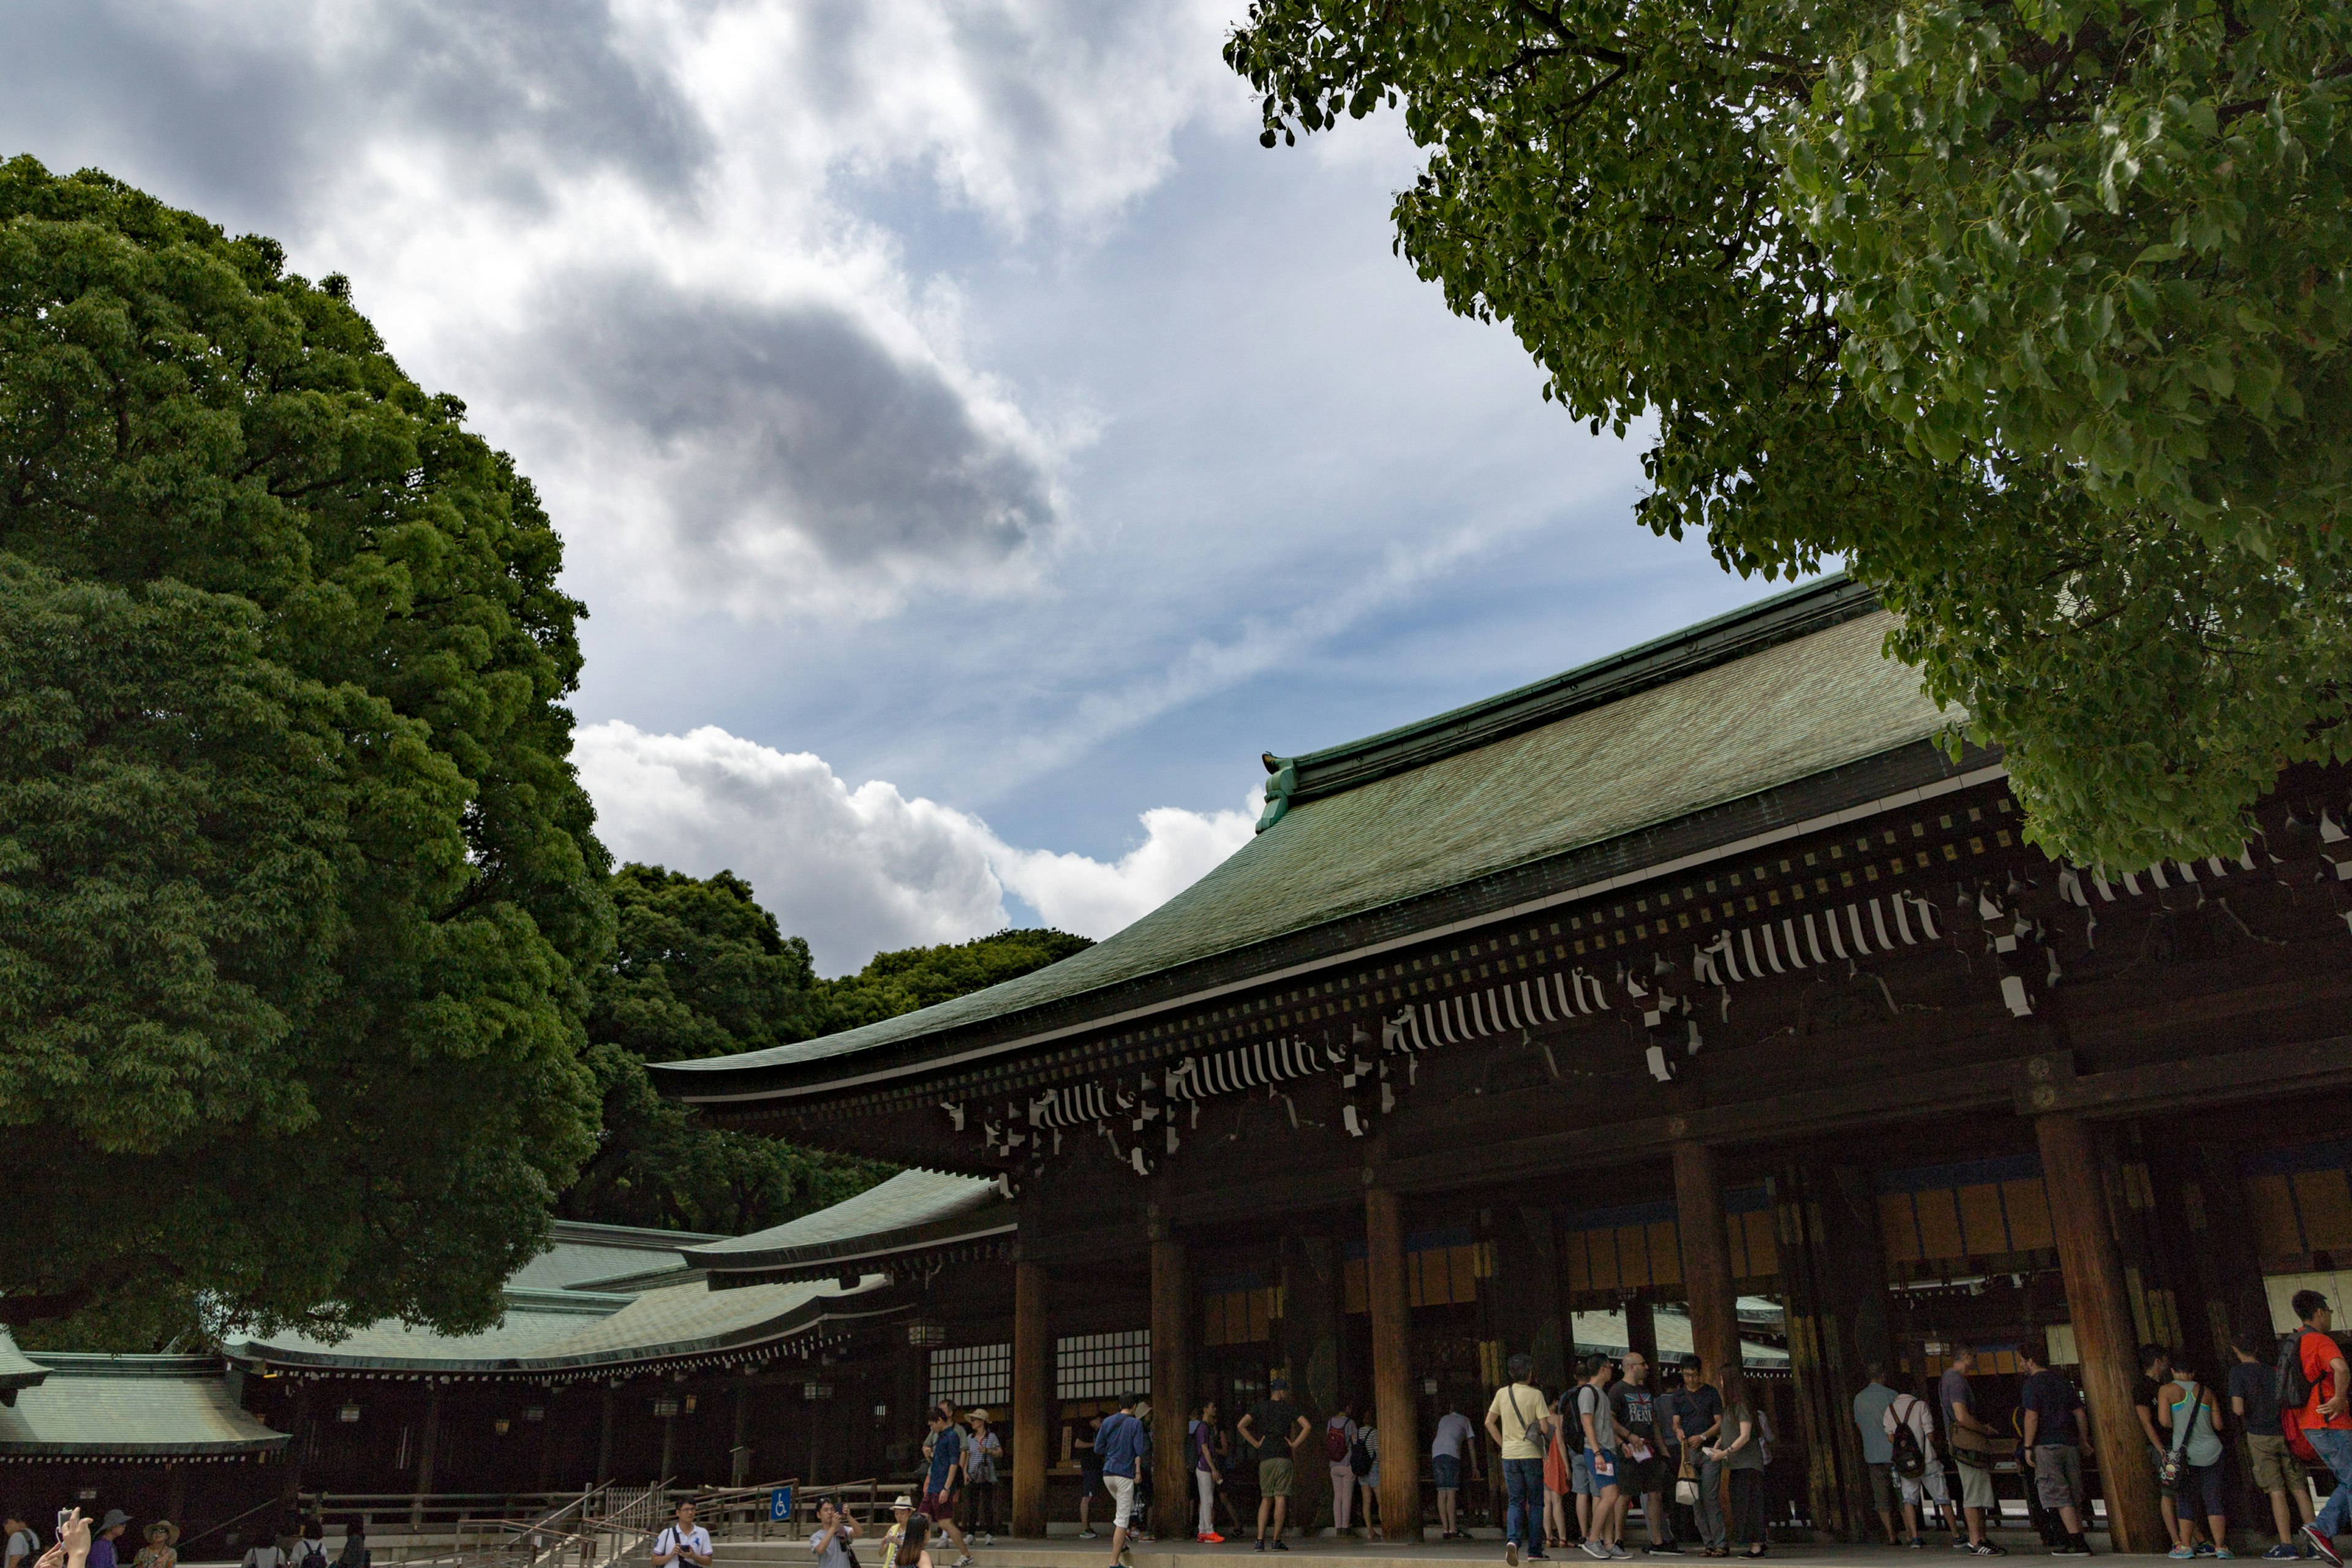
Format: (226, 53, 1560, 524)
(0, 1330, 48, 1400)
(232, 1274, 900, 1376)
(684, 1169, 1011, 1276)
(0, 1355, 285, 1458)
(654, 578, 1951, 1102)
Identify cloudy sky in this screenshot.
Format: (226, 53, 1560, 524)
(6, 0, 1796, 971)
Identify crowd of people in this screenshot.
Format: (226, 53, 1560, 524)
(6, 1511, 361, 1568)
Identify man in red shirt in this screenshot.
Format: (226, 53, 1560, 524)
(2292, 1291, 2352, 1566)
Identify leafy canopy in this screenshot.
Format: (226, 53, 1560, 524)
(1226, 0, 2352, 867)
(0, 157, 608, 1345)
(560, 865, 1088, 1235)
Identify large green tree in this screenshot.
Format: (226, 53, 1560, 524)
(1226, 0, 2352, 867)
(0, 159, 609, 1347)
(560, 865, 1090, 1234)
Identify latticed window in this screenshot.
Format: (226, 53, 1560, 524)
(1055, 1330, 1150, 1400)
(930, 1343, 1012, 1409)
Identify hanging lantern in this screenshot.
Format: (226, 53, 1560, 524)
(338, 1403, 363, 1423)
(802, 1381, 833, 1402)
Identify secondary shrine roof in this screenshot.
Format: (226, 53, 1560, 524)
(0, 1355, 287, 1461)
(654, 574, 1960, 1107)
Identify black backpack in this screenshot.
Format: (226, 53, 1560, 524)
(1350, 1432, 1374, 1479)
(2280, 1331, 2318, 1414)
(1888, 1396, 1928, 1480)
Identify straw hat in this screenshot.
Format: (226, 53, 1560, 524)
(890, 1496, 913, 1512)
(967, 1409, 989, 1423)
(146, 1523, 180, 1547)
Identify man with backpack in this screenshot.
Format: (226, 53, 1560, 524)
(1882, 1378, 1960, 1548)
(2017, 1341, 2094, 1557)
(1488, 1352, 1556, 1567)
(2285, 1291, 2352, 1566)
(1853, 1365, 1903, 1547)
(2229, 1329, 2314, 1559)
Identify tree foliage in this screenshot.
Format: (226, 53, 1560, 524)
(559, 865, 1089, 1235)
(1226, 0, 2352, 867)
(0, 157, 608, 1346)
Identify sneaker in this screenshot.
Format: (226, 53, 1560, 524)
(1199, 1535, 1225, 1545)
(2308, 1532, 2342, 1568)
(2264, 1548, 2301, 1561)
(1510, 1545, 1522, 1567)
(2217, 1553, 2236, 1560)
(1253, 1540, 1265, 1553)
(1969, 1547, 2008, 1558)
(1583, 1542, 1610, 1561)
(2199, 1547, 2220, 1558)
(1910, 1542, 1927, 1551)
(1080, 1531, 1098, 1542)
(1530, 1555, 1551, 1562)
(2051, 1544, 2092, 1558)
(2171, 1551, 2197, 1561)
(1656, 1547, 1686, 1556)
(1611, 1547, 1633, 1561)
(1272, 1541, 1289, 1552)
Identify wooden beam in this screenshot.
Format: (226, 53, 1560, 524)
(2019, 1036, 2352, 1118)
(1012, 1260, 1049, 1538)
(1150, 1237, 1192, 1528)
(2035, 1113, 2165, 1554)
(1365, 1186, 1421, 1538)
(1672, 1141, 1739, 1382)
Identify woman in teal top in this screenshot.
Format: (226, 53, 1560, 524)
(2158, 1366, 2231, 1559)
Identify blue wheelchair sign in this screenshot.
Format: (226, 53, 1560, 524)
(769, 1487, 794, 1523)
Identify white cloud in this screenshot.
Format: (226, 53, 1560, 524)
(575, 719, 1254, 971)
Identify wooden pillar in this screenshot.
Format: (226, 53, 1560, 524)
(1365, 1186, 1421, 1538)
(1672, 1142, 1740, 1379)
(597, 1384, 617, 1483)
(1772, 1161, 1871, 1542)
(732, 1382, 754, 1487)
(538, 1390, 562, 1491)
(2037, 1113, 2166, 1553)
(410, 1382, 443, 1526)
(165, 1461, 186, 1530)
(284, 1382, 312, 1500)
(1151, 1237, 1193, 1527)
(1012, 1260, 1050, 1538)
(1280, 1235, 1344, 1529)
(1491, 1206, 1567, 1391)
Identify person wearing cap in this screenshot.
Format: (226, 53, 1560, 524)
(131, 1523, 177, 1568)
(881, 1495, 914, 1567)
(86, 1515, 130, 1568)
(1237, 1378, 1308, 1551)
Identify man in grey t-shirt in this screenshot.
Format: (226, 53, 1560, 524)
(1852, 1365, 1901, 1545)
(1940, 1350, 2003, 1554)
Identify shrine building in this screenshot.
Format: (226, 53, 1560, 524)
(652, 575, 2352, 1551)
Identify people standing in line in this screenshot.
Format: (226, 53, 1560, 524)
(1434, 1400, 1483, 1540)
(1672, 1359, 1726, 1558)
(2155, 1356, 2229, 1560)
(652, 1501, 714, 1568)
(1704, 1370, 1768, 1561)
(2286, 1291, 2352, 1567)
(1193, 1399, 1227, 1544)
(963, 1410, 1002, 1547)
(1940, 1348, 2008, 1556)
(2017, 1341, 2096, 1557)
(1239, 1377, 1308, 1552)
(1094, 1392, 1149, 1568)
(810, 1498, 859, 1568)
(1575, 1355, 1626, 1562)
(6, 1514, 39, 1568)
(1852, 1364, 1903, 1547)
(1611, 1351, 1678, 1555)
(1544, 1390, 1575, 1550)
(1075, 1412, 1106, 1540)
(2230, 1329, 2315, 1559)
(2138, 1346, 2204, 1555)
(1883, 1376, 1961, 1547)
(1325, 1400, 1363, 1536)
(918, 1409, 974, 1568)
(1488, 1351, 1555, 1567)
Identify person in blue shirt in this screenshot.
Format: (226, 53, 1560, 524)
(1095, 1392, 1150, 1568)
(919, 1411, 973, 1568)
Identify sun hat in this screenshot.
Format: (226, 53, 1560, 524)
(100, 1513, 132, 1534)
(146, 1523, 180, 1546)
(891, 1495, 913, 1511)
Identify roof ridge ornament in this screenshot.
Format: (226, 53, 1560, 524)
(1256, 753, 1297, 834)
